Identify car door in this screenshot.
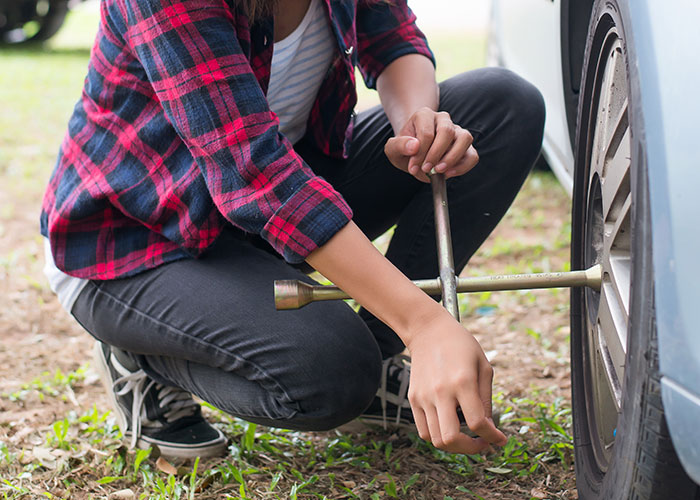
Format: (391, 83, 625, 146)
(491, 0, 574, 191)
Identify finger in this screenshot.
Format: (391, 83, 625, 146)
(401, 137, 421, 156)
(478, 362, 495, 420)
(436, 401, 489, 454)
(408, 165, 431, 183)
(477, 361, 507, 446)
(433, 126, 473, 173)
(411, 405, 431, 443)
(385, 136, 420, 165)
(407, 111, 436, 173)
(424, 406, 444, 449)
(443, 145, 480, 179)
(421, 112, 456, 173)
(457, 386, 507, 446)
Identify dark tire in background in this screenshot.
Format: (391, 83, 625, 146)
(0, 0, 69, 44)
(570, 1, 699, 498)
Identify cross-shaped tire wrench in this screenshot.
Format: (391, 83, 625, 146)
(429, 171, 460, 320)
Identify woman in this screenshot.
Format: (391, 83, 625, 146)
(41, 0, 545, 458)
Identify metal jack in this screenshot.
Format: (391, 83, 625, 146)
(273, 172, 603, 311)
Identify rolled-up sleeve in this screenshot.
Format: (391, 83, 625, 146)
(122, 0, 352, 263)
(356, 0, 435, 89)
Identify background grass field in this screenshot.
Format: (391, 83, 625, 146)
(0, 3, 577, 499)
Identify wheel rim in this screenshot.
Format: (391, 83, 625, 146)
(582, 27, 631, 469)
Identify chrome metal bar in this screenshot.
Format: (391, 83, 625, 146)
(274, 265, 602, 310)
(430, 171, 460, 320)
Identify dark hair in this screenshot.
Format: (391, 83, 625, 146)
(241, 0, 391, 23)
(240, 0, 277, 23)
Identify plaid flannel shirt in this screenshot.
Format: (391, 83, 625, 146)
(40, 0, 434, 280)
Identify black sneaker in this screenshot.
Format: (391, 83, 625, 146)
(92, 342, 228, 458)
(358, 354, 414, 430)
(354, 354, 501, 434)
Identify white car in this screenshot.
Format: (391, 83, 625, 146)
(489, 1, 700, 499)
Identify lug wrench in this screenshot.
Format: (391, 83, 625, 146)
(429, 171, 460, 319)
(274, 173, 602, 311)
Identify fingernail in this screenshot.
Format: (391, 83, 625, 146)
(422, 162, 432, 173)
(436, 162, 447, 172)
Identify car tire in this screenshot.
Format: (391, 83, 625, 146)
(0, 0, 69, 44)
(570, 1, 699, 499)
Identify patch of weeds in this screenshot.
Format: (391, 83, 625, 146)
(3, 365, 87, 403)
(481, 237, 546, 260)
(0, 478, 31, 499)
(46, 418, 72, 451)
(404, 393, 574, 483)
(42, 406, 121, 454)
(152, 473, 185, 499)
(0, 442, 16, 466)
(459, 291, 499, 317)
(407, 433, 479, 477)
(382, 472, 420, 498)
(78, 404, 121, 443)
(500, 394, 574, 470)
(526, 328, 552, 351)
(324, 433, 371, 468)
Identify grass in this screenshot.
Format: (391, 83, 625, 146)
(0, 391, 575, 498)
(0, 4, 577, 499)
(3, 365, 87, 403)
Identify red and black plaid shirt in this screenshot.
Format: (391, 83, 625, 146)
(40, 0, 433, 279)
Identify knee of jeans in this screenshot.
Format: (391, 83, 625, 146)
(309, 371, 380, 431)
(448, 68, 545, 148)
(297, 337, 382, 430)
(485, 68, 545, 143)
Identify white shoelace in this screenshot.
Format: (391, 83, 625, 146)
(377, 354, 411, 429)
(112, 369, 198, 449)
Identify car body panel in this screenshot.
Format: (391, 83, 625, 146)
(490, 0, 700, 483)
(489, 0, 573, 193)
(627, 1, 700, 484)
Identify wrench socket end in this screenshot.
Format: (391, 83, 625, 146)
(274, 280, 314, 310)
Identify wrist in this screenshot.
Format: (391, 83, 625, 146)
(398, 298, 457, 349)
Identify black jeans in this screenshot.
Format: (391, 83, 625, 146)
(72, 68, 545, 431)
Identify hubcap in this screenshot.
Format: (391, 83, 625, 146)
(583, 30, 631, 468)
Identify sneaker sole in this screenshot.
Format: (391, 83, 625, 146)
(134, 433, 228, 459)
(92, 342, 228, 459)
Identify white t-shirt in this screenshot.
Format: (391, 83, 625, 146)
(43, 238, 89, 313)
(44, 0, 336, 312)
(266, 0, 335, 144)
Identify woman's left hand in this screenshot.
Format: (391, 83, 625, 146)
(384, 107, 480, 183)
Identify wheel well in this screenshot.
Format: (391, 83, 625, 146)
(561, 0, 596, 147)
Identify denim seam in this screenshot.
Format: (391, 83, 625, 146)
(90, 281, 301, 418)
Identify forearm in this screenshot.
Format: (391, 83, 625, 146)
(376, 54, 439, 135)
(305, 221, 447, 345)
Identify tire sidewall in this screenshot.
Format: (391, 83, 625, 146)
(570, 0, 654, 498)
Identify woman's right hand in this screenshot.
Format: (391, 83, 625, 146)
(405, 309, 507, 454)
(305, 222, 506, 453)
